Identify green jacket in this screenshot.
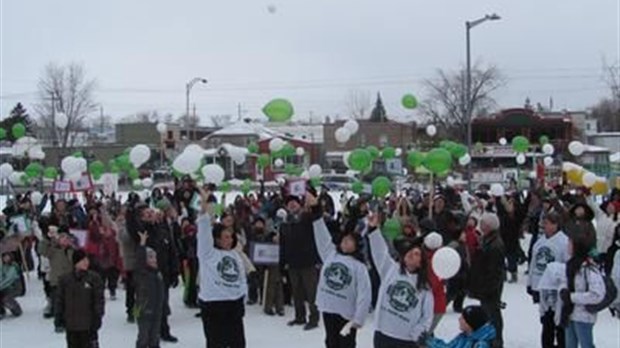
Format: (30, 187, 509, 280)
(38, 239, 74, 286)
(0, 262, 20, 291)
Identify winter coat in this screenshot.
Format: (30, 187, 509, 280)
(279, 213, 320, 269)
(611, 251, 620, 312)
(0, 262, 22, 293)
(55, 270, 104, 331)
(99, 231, 121, 270)
(588, 198, 619, 253)
(85, 220, 103, 259)
(37, 239, 74, 287)
(495, 198, 526, 253)
(564, 262, 606, 324)
(135, 246, 165, 319)
(468, 230, 505, 300)
(426, 323, 496, 348)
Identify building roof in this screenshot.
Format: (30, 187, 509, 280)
(266, 123, 324, 144)
(203, 143, 249, 156)
(588, 132, 620, 137)
(583, 144, 610, 153)
(203, 121, 285, 140)
(474, 108, 572, 126)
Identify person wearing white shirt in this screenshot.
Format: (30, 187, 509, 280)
(367, 213, 433, 348)
(309, 193, 372, 348)
(196, 189, 248, 348)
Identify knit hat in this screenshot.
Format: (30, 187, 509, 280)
(462, 305, 488, 331)
(72, 250, 88, 266)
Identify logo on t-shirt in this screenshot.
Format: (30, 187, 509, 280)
(535, 246, 555, 273)
(217, 256, 240, 283)
(386, 280, 418, 312)
(324, 262, 352, 291)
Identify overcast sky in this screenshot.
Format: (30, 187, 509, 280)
(1, 0, 619, 125)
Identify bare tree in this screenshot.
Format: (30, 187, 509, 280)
(210, 114, 232, 127)
(176, 113, 200, 128)
(35, 63, 97, 148)
(346, 89, 372, 119)
(590, 61, 620, 132)
(420, 64, 505, 142)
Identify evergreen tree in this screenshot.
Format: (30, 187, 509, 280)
(369, 93, 387, 122)
(0, 102, 35, 142)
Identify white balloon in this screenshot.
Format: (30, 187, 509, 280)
(499, 137, 507, 146)
(61, 156, 76, 175)
(75, 157, 87, 173)
(308, 164, 322, 178)
(269, 138, 285, 152)
(55, 112, 68, 129)
(133, 178, 143, 187)
(201, 164, 225, 185)
(426, 125, 437, 137)
(130, 144, 151, 168)
(395, 148, 402, 157)
(432, 247, 462, 279)
(28, 148, 46, 160)
(9, 172, 24, 185)
(0, 163, 14, 179)
(276, 176, 286, 186)
(335, 127, 351, 143)
(172, 152, 202, 174)
(142, 177, 154, 188)
(424, 232, 443, 250)
(344, 120, 359, 135)
(300, 170, 310, 179)
(231, 151, 246, 165)
(490, 183, 505, 197)
(543, 157, 554, 167)
(542, 143, 555, 155)
(458, 154, 471, 166)
(529, 171, 538, 179)
(568, 141, 585, 156)
(156, 122, 167, 134)
(274, 158, 284, 168)
(516, 153, 526, 165)
(30, 191, 43, 205)
(184, 144, 204, 155)
(296, 147, 305, 156)
(582, 172, 596, 187)
(12, 136, 37, 157)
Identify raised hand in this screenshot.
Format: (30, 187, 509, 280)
(138, 231, 148, 246)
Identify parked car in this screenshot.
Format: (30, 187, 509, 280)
(321, 174, 359, 191)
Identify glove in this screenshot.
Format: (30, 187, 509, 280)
(560, 289, 572, 304)
(170, 275, 179, 288)
(527, 287, 540, 304)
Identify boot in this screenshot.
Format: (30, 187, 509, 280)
(43, 297, 53, 318)
(508, 272, 518, 284)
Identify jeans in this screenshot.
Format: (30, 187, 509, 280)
(565, 321, 595, 348)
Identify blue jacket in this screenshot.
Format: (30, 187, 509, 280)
(426, 323, 496, 348)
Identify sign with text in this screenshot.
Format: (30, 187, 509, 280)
(249, 242, 280, 265)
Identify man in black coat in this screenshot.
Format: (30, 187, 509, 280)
(55, 250, 104, 348)
(468, 212, 506, 348)
(279, 195, 321, 330)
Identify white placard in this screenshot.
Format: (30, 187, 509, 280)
(69, 229, 88, 248)
(250, 242, 280, 265)
(10, 215, 30, 234)
(288, 180, 306, 198)
(53, 180, 72, 193)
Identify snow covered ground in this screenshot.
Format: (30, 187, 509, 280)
(1, 266, 618, 347)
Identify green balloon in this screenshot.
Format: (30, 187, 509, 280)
(220, 181, 231, 193)
(11, 123, 26, 139)
(20, 174, 30, 186)
(474, 142, 484, 152)
(25, 163, 43, 178)
(73, 151, 83, 158)
(116, 154, 132, 171)
(348, 149, 373, 171)
(262, 98, 294, 122)
(383, 218, 402, 240)
(512, 136, 530, 153)
(372, 176, 391, 197)
(128, 168, 140, 180)
(423, 148, 452, 174)
(406, 151, 425, 168)
(401, 94, 418, 109)
(281, 143, 295, 157)
(89, 160, 105, 175)
(539, 135, 549, 145)
(248, 143, 259, 154)
(241, 179, 252, 195)
(351, 181, 364, 194)
(43, 167, 58, 179)
(284, 163, 302, 176)
(109, 164, 120, 174)
(382, 147, 396, 160)
(257, 154, 270, 168)
(366, 146, 380, 159)
(0, 128, 6, 139)
(450, 144, 468, 159)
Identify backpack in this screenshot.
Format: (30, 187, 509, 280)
(584, 265, 618, 313)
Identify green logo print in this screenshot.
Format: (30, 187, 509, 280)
(324, 262, 352, 291)
(217, 256, 240, 283)
(386, 280, 418, 312)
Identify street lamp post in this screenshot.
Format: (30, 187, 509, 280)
(465, 13, 500, 190)
(185, 77, 208, 142)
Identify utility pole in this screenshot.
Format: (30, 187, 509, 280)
(193, 104, 197, 141)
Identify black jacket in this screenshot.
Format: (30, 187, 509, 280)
(468, 230, 505, 300)
(55, 270, 104, 331)
(279, 212, 320, 269)
(135, 246, 165, 319)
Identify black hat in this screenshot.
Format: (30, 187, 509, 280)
(393, 236, 423, 258)
(418, 218, 436, 235)
(462, 305, 488, 331)
(72, 250, 88, 266)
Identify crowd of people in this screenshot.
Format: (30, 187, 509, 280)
(1, 175, 619, 348)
